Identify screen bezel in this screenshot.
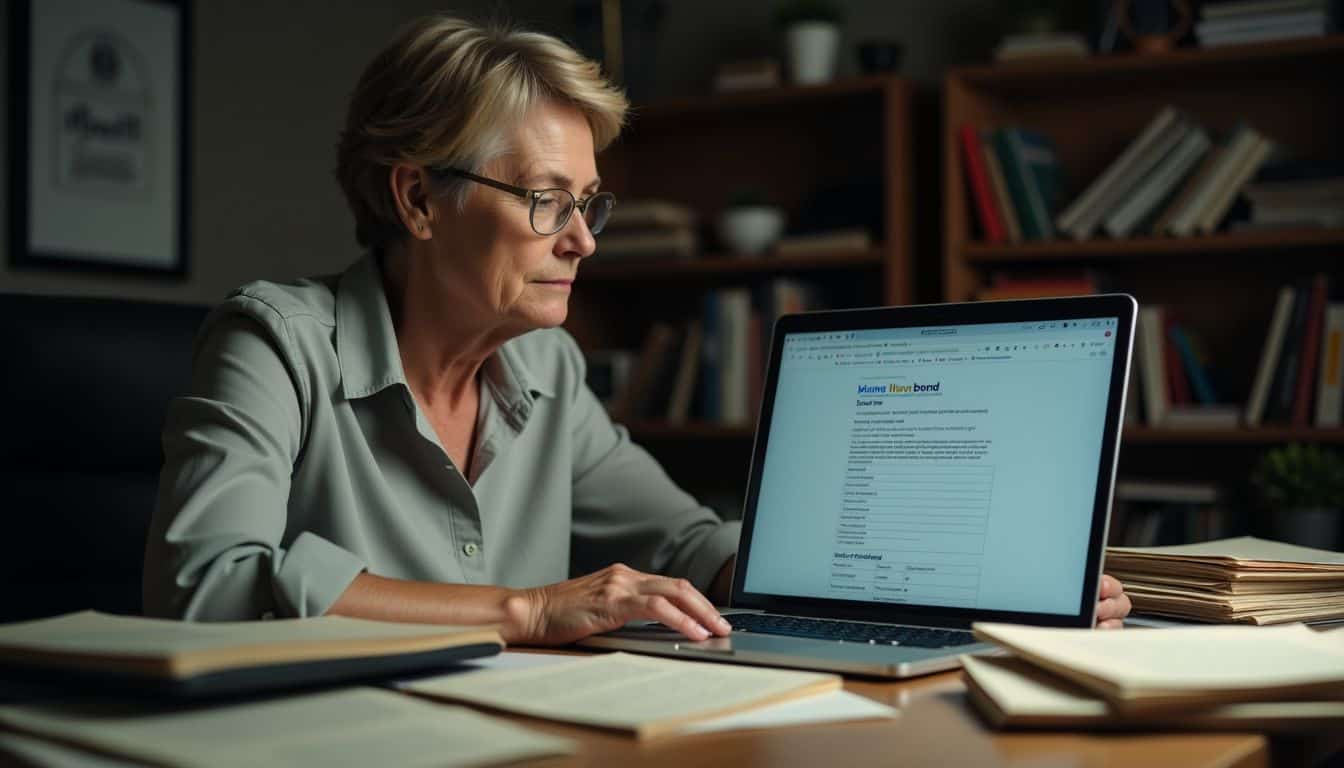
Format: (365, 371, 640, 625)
(729, 294, 1138, 629)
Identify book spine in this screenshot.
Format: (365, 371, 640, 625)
(719, 289, 752, 425)
(1245, 286, 1296, 426)
(1171, 325, 1218, 405)
(960, 124, 1005, 243)
(1269, 279, 1312, 422)
(1010, 129, 1058, 239)
(1104, 127, 1210, 239)
(1196, 135, 1273, 235)
(1138, 306, 1169, 426)
(1057, 106, 1177, 238)
(994, 130, 1042, 240)
(982, 133, 1024, 243)
(1168, 124, 1256, 237)
(1292, 273, 1330, 426)
(1164, 316, 1192, 406)
(1315, 304, 1344, 427)
(699, 294, 722, 423)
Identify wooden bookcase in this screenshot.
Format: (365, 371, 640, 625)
(565, 75, 914, 507)
(943, 36, 1344, 541)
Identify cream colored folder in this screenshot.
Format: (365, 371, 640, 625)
(962, 654, 1344, 731)
(971, 621, 1344, 713)
(403, 650, 842, 738)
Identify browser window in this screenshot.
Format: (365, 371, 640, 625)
(742, 318, 1120, 616)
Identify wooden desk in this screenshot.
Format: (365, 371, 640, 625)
(497, 659, 1271, 768)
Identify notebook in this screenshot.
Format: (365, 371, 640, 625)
(0, 611, 502, 697)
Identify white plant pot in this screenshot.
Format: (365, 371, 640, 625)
(718, 206, 785, 256)
(786, 22, 841, 85)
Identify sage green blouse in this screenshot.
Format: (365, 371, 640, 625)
(143, 255, 740, 620)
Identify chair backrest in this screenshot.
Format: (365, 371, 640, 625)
(0, 292, 209, 622)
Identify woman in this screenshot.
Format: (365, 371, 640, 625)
(144, 16, 1131, 642)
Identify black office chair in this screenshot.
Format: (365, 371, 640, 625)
(0, 293, 208, 623)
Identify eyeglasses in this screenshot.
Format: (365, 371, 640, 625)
(432, 168, 615, 237)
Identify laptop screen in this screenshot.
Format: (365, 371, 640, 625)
(740, 315, 1121, 617)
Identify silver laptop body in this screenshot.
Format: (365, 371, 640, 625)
(581, 295, 1138, 678)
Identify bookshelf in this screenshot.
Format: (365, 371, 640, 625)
(566, 75, 915, 506)
(944, 36, 1344, 545)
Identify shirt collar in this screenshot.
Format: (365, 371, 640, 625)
(335, 253, 555, 403)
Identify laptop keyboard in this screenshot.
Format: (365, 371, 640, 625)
(729, 613, 978, 648)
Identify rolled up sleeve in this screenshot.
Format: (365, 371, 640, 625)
(564, 337, 740, 593)
(143, 306, 365, 620)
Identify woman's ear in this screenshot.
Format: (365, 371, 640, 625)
(389, 164, 433, 241)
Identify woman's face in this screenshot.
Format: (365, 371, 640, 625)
(431, 102, 600, 335)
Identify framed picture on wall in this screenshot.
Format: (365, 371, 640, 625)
(7, 0, 191, 277)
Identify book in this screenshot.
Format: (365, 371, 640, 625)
(1196, 134, 1274, 234)
(0, 688, 574, 768)
(773, 228, 873, 255)
(1057, 107, 1184, 240)
(1166, 123, 1259, 237)
(719, 289, 753, 424)
(981, 134, 1024, 243)
(1267, 277, 1314, 422)
(1103, 124, 1211, 239)
(960, 124, 1005, 243)
(1137, 306, 1169, 426)
(1315, 304, 1344, 427)
(962, 654, 1344, 731)
(993, 32, 1090, 60)
(1292, 273, 1330, 425)
(603, 199, 696, 230)
(714, 58, 782, 92)
(1151, 143, 1225, 235)
(1163, 313, 1191, 406)
(401, 651, 842, 739)
(595, 228, 697, 260)
(1169, 324, 1219, 404)
(1244, 285, 1297, 426)
(1202, 0, 1326, 20)
(1162, 405, 1241, 429)
(971, 620, 1344, 713)
(994, 128, 1059, 240)
(666, 321, 703, 424)
(0, 611, 502, 698)
(615, 323, 680, 422)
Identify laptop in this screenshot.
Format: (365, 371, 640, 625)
(580, 294, 1138, 678)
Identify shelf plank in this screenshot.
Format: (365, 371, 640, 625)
(962, 229, 1344, 264)
(626, 422, 1344, 445)
(631, 75, 898, 120)
(581, 248, 884, 281)
(952, 35, 1344, 88)
(1123, 427, 1344, 444)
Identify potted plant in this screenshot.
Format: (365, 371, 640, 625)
(1251, 443, 1344, 549)
(776, 0, 843, 85)
(718, 187, 785, 257)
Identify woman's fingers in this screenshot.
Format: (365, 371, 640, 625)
(1099, 573, 1123, 599)
(631, 594, 711, 641)
(642, 576, 732, 636)
(1097, 618, 1124, 630)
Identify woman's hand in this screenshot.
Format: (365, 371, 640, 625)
(506, 563, 732, 646)
(1096, 573, 1132, 629)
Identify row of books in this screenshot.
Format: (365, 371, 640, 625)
(1196, 0, 1336, 47)
(961, 105, 1342, 244)
(595, 279, 823, 425)
(1128, 276, 1344, 430)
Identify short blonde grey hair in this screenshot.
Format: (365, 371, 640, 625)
(336, 15, 629, 248)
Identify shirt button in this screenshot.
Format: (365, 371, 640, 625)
(463, 542, 479, 557)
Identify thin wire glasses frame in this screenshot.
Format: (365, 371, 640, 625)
(432, 167, 615, 236)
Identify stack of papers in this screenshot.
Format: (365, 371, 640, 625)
(965, 621, 1344, 730)
(1104, 536, 1344, 624)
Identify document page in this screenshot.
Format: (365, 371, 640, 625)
(744, 318, 1120, 615)
(404, 651, 841, 738)
(0, 687, 574, 768)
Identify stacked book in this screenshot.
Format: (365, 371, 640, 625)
(609, 280, 822, 426)
(597, 199, 697, 261)
(958, 124, 1062, 243)
(1130, 304, 1240, 429)
(992, 32, 1090, 61)
(964, 620, 1344, 729)
(1056, 107, 1279, 241)
(1196, 0, 1334, 47)
(1104, 536, 1344, 624)
(1239, 167, 1344, 230)
(1245, 274, 1342, 427)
